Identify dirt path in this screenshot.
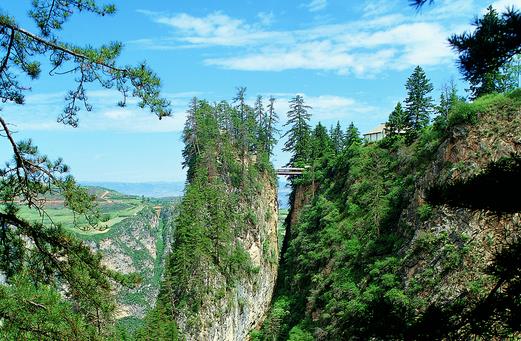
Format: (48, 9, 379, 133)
(99, 190, 113, 204)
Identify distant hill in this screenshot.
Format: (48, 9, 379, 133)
(82, 181, 291, 207)
(81, 181, 185, 198)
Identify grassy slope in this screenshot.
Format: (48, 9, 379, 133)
(16, 187, 146, 234)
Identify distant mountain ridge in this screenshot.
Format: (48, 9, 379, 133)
(81, 182, 185, 198)
(82, 181, 292, 207)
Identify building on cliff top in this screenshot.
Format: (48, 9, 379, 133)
(363, 123, 387, 142)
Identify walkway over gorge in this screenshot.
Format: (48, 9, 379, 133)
(275, 167, 308, 176)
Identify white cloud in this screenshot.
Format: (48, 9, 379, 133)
(137, 10, 288, 47)
(423, 0, 475, 19)
(136, 6, 461, 77)
(266, 94, 376, 125)
(205, 20, 452, 76)
(103, 108, 133, 120)
(257, 11, 275, 26)
(305, 0, 328, 12)
(363, 0, 399, 17)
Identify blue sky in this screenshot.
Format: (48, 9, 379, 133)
(1, 0, 520, 182)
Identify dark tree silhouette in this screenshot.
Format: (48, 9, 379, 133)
(449, 6, 521, 98)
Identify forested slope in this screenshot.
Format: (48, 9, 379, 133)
(259, 91, 521, 340)
(10, 187, 179, 334)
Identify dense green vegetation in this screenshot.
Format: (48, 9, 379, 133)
(137, 91, 278, 338)
(256, 77, 521, 339)
(1, 1, 520, 339)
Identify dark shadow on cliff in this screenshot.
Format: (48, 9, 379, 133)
(427, 154, 521, 213)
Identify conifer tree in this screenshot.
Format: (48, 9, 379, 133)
(183, 97, 200, 182)
(435, 81, 459, 120)
(283, 95, 312, 165)
(449, 6, 521, 98)
(344, 122, 362, 148)
(311, 122, 334, 160)
(233, 87, 256, 159)
(254, 95, 268, 152)
(385, 102, 408, 136)
(404, 66, 434, 131)
(265, 96, 280, 156)
(330, 121, 345, 153)
(413, 2, 521, 97)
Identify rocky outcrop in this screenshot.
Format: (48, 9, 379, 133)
(280, 183, 317, 259)
(401, 108, 521, 309)
(176, 177, 279, 341)
(85, 204, 177, 319)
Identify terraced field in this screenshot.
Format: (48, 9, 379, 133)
(15, 187, 148, 234)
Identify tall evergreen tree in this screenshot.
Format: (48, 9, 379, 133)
(404, 66, 434, 131)
(330, 121, 345, 153)
(233, 87, 256, 164)
(265, 96, 280, 156)
(254, 95, 267, 153)
(182, 97, 200, 182)
(311, 122, 334, 161)
(344, 122, 362, 148)
(283, 95, 312, 165)
(385, 102, 408, 137)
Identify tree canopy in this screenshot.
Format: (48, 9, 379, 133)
(410, 0, 521, 98)
(386, 102, 408, 137)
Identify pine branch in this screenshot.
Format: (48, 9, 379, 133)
(0, 21, 126, 73)
(0, 27, 15, 74)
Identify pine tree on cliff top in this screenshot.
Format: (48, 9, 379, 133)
(345, 122, 361, 148)
(386, 102, 408, 136)
(283, 95, 312, 166)
(265, 96, 280, 156)
(330, 121, 345, 153)
(404, 66, 434, 131)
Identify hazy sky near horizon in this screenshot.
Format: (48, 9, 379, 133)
(1, 0, 520, 182)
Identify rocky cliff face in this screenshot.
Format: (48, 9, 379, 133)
(176, 177, 279, 340)
(84, 204, 177, 319)
(279, 182, 317, 265)
(401, 107, 521, 310)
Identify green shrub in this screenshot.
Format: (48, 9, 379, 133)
(417, 204, 433, 221)
(448, 101, 480, 127)
(288, 325, 314, 341)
